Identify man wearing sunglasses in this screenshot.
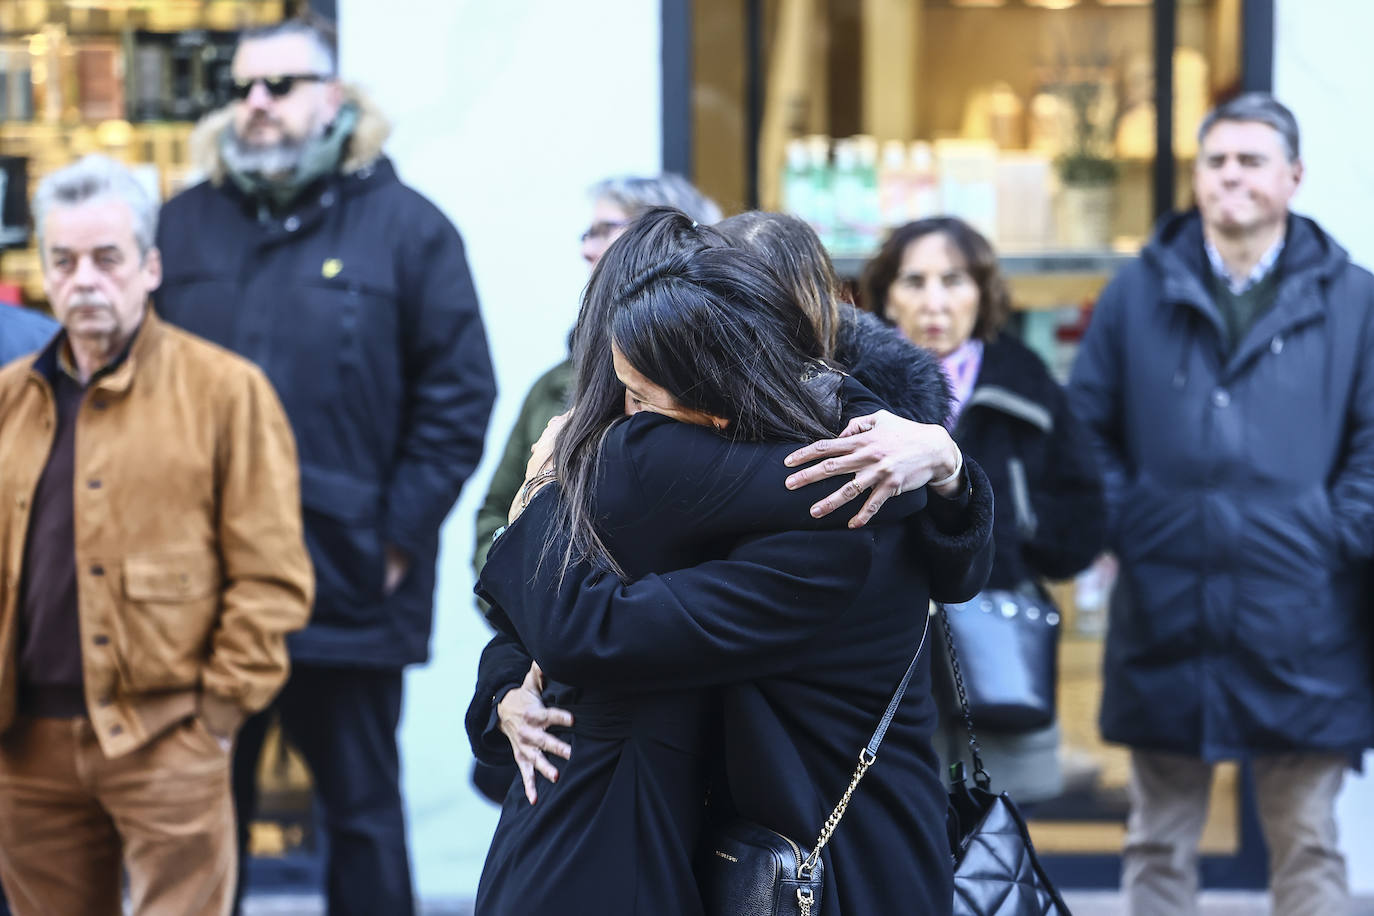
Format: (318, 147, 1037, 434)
(154, 17, 496, 916)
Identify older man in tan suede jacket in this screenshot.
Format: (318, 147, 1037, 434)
(0, 154, 312, 916)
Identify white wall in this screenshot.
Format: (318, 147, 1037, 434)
(1274, 0, 1374, 893)
(338, 0, 662, 901)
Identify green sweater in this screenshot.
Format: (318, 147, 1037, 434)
(1208, 268, 1281, 351)
(471, 359, 574, 607)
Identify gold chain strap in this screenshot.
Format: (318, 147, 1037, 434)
(798, 748, 876, 878)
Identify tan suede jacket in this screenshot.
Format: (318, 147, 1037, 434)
(0, 310, 313, 757)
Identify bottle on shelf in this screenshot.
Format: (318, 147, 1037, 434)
(781, 138, 814, 231)
(832, 137, 860, 254)
(803, 134, 836, 251)
(908, 141, 940, 221)
(850, 135, 881, 252)
(878, 139, 912, 230)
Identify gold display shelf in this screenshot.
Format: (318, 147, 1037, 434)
(0, 0, 286, 36)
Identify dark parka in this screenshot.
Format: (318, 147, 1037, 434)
(155, 89, 496, 667)
(1068, 210, 1374, 759)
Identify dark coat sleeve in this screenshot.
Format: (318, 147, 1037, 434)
(612, 412, 925, 538)
(839, 375, 994, 601)
(478, 489, 874, 691)
(1067, 274, 1136, 543)
(920, 456, 995, 602)
(383, 211, 497, 557)
(1021, 378, 1106, 580)
(465, 631, 535, 766)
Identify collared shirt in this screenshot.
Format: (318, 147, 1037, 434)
(940, 338, 984, 428)
(1205, 234, 1286, 295)
(54, 325, 139, 387)
(18, 322, 141, 718)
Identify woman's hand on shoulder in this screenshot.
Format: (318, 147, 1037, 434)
(497, 662, 574, 805)
(782, 410, 963, 528)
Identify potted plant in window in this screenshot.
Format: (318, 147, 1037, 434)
(1056, 78, 1117, 249)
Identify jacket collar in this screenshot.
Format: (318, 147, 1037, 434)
(1143, 210, 1349, 377)
(189, 83, 392, 187)
(957, 334, 1055, 434)
(30, 308, 163, 397)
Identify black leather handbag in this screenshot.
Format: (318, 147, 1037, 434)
(939, 587, 1060, 731)
(938, 604, 1072, 915)
(697, 615, 931, 916)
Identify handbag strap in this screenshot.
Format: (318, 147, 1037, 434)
(935, 602, 991, 790)
(798, 608, 931, 878)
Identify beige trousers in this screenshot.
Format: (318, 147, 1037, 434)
(0, 715, 236, 916)
(1122, 749, 1349, 916)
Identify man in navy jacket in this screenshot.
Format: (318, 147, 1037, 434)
(1069, 94, 1374, 914)
(155, 19, 495, 916)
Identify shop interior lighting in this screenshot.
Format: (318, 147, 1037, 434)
(1024, 0, 1081, 8)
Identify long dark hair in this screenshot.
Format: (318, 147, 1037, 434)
(717, 211, 844, 360)
(550, 207, 841, 578)
(861, 216, 1012, 342)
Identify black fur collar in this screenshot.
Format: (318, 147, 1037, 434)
(833, 305, 951, 426)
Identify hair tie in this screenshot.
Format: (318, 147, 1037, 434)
(691, 220, 699, 229)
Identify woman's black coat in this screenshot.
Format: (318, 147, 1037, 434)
(471, 378, 992, 915)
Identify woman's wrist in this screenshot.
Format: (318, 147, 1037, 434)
(509, 466, 558, 524)
(519, 467, 557, 508)
(928, 444, 964, 497)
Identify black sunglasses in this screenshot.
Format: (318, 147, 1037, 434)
(230, 74, 328, 100)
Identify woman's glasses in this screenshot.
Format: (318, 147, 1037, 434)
(580, 219, 630, 243)
(231, 74, 328, 100)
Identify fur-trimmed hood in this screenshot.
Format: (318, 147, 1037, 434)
(187, 83, 392, 186)
(833, 304, 951, 426)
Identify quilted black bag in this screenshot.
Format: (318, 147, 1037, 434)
(938, 604, 1072, 915)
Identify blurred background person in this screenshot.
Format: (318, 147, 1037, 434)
(0, 306, 57, 367)
(863, 215, 1105, 808)
(154, 17, 496, 916)
(468, 175, 720, 804)
(1069, 93, 1374, 915)
(472, 174, 722, 579)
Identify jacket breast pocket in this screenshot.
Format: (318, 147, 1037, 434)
(117, 552, 221, 692)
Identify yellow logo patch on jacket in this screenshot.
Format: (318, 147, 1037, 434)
(322, 258, 343, 279)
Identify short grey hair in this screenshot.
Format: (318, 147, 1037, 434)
(238, 18, 337, 77)
(32, 154, 159, 260)
(1197, 92, 1301, 162)
(590, 173, 723, 225)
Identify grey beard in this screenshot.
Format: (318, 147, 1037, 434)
(222, 130, 311, 180)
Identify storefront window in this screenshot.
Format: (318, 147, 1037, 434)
(696, 0, 1243, 258)
(0, 0, 290, 304)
